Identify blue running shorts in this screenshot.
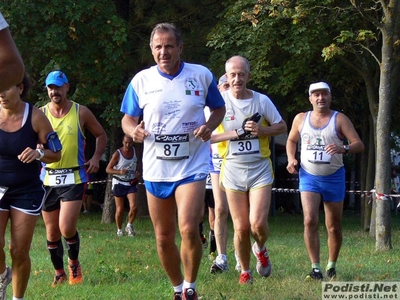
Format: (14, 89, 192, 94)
(145, 173, 207, 199)
(299, 167, 345, 202)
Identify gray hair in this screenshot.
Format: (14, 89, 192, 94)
(225, 55, 251, 74)
(149, 23, 183, 47)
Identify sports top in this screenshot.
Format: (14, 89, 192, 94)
(217, 90, 283, 163)
(41, 102, 88, 185)
(120, 62, 225, 182)
(112, 148, 137, 186)
(0, 103, 41, 187)
(0, 13, 8, 30)
(299, 110, 343, 176)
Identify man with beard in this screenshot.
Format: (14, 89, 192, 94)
(40, 71, 107, 286)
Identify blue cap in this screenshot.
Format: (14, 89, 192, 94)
(45, 71, 69, 87)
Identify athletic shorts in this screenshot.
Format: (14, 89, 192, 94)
(299, 167, 345, 202)
(112, 183, 138, 197)
(42, 183, 85, 212)
(221, 158, 274, 193)
(145, 173, 207, 199)
(0, 181, 45, 216)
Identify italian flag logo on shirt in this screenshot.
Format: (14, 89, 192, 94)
(185, 78, 200, 96)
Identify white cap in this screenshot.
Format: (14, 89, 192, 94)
(218, 75, 227, 85)
(309, 82, 330, 96)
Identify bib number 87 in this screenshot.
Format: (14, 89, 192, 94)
(164, 144, 180, 156)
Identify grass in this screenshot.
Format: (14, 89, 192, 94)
(4, 210, 400, 300)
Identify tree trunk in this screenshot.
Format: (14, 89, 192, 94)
(374, 17, 397, 250)
(101, 176, 116, 224)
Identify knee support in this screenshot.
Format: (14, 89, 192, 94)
(64, 231, 80, 261)
(47, 239, 64, 270)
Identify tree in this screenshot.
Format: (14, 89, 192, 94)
(1, 0, 130, 223)
(207, 0, 400, 250)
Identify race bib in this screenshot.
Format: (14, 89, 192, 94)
(0, 186, 8, 201)
(206, 173, 212, 190)
(306, 145, 331, 164)
(230, 138, 260, 156)
(47, 168, 76, 186)
(155, 134, 190, 160)
(211, 155, 223, 171)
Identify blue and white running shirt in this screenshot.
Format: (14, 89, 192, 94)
(121, 62, 225, 182)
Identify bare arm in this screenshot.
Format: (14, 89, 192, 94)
(80, 106, 108, 173)
(19, 107, 61, 164)
(325, 113, 364, 155)
(194, 106, 226, 142)
(256, 119, 287, 137)
(122, 114, 150, 143)
(286, 113, 304, 175)
(106, 150, 126, 175)
(0, 28, 24, 92)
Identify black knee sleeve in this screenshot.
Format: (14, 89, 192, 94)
(64, 231, 80, 261)
(47, 239, 64, 270)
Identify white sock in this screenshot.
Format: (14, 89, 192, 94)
(173, 282, 183, 293)
(183, 280, 196, 290)
(13, 297, 24, 300)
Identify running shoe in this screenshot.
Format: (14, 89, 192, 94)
(125, 225, 136, 237)
(326, 268, 336, 279)
(117, 229, 123, 237)
(0, 266, 11, 300)
(210, 254, 229, 273)
(252, 242, 272, 277)
(239, 271, 253, 284)
(182, 288, 198, 300)
(51, 272, 67, 287)
(305, 268, 323, 281)
(68, 263, 83, 285)
(234, 251, 241, 272)
(173, 292, 182, 300)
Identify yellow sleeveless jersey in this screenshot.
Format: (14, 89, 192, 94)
(41, 102, 88, 185)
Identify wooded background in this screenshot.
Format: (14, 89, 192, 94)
(1, 0, 399, 251)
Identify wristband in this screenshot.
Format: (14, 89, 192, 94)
(36, 149, 45, 161)
(343, 145, 349, 154)
(235, 128, 246, 138)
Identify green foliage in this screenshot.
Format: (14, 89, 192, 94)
(206, 0, 364, 119)
(1, 0, 129, 126)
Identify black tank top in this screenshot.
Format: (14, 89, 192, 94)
(0, 103, 41, 187)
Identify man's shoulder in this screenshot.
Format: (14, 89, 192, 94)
(183, 62, 210, 73)
(134, 65, 157, 77)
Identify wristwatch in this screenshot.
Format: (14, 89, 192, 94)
(235, 128, 246, 138)
(36, 149, 45, 161)
(343, 145, 350, 154)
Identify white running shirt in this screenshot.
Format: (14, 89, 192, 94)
(120, 62, 225, 182)
(299, 111, 344, 176)
(0, 13, 8, 30)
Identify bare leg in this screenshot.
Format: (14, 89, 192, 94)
(211, 173, 229, 256)
(175, 181, 205, 282)
(225, 190, 251, 271)
(249, 185, 271, 248)
(10, 209, 38, 298)
(324, 201, 343, 262)
(126, 192, 138, 225)
(114, 196, 125, 229)
(301, 192, 321, 265)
